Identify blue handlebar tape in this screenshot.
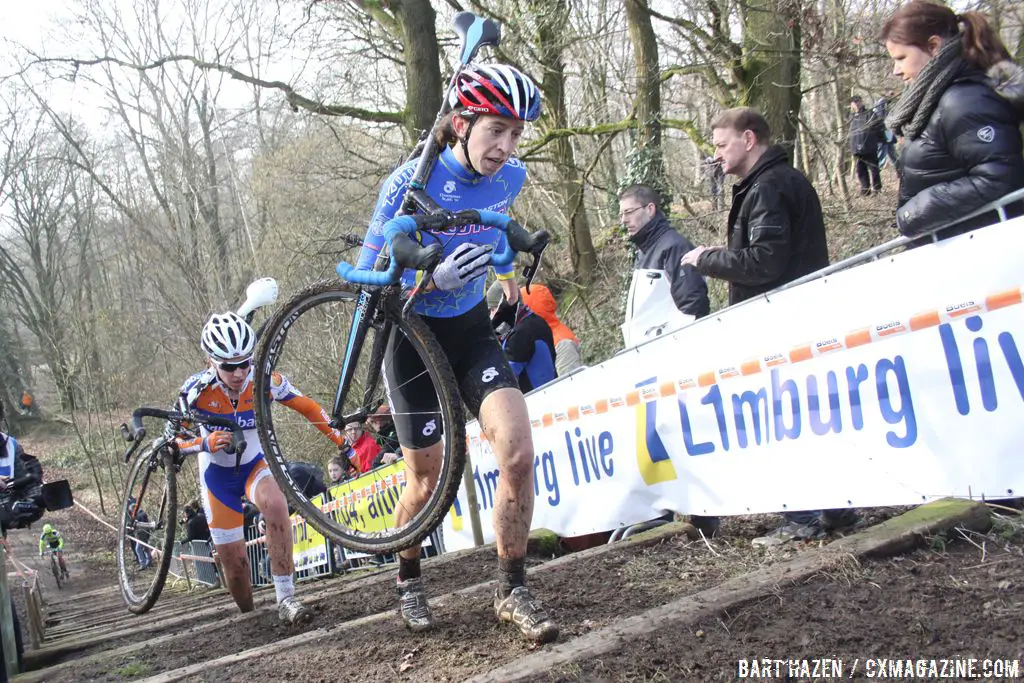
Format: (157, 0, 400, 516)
(336, 211, 515, 284)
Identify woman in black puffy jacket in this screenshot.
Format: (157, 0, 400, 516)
(882, 1, 1024, 238)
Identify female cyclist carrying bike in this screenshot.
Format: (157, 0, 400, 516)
(174, 312, 349, 624)
(356, 64, 558, 644)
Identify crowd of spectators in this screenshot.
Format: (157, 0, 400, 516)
(287, 0, 1024, 558)
(503, 1, 1023, 547)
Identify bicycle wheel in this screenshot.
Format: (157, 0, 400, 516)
(254, 279, 465, 554)
(50, 556, 61, 590)
(117, 445, 178, 614)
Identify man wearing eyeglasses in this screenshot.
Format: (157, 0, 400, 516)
(172, 312, 349, 625)
(618, 184, 710, 319)
(618, 184, 715, 538)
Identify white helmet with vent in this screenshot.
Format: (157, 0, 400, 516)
(201, 312, 255, 361)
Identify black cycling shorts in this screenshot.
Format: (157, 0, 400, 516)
(384, 301, 518, 449)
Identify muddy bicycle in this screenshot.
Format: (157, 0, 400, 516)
(116, 407, 245, 614)
(250, 13, 549, 557)
(46, 547, 68, 589)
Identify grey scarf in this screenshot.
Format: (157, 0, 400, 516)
(886, 35, 967, 140)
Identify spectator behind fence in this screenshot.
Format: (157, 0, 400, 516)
(182, 501, 212, 544)
(345, 422, 382, 474)
(849, 94, 885, 195)
(703, 155, 725, 210)
(487, 282, 556, 393)
(519, 284, 583, 377)
(327, 454, 357, 485)
(872, 95, 900, 167)
(619, 184, 710, 320)
(286, 461, 329, 502)
(682, 107, 858, 546)
(617, 185, 714, 536)
(367, 404, 401, 455)
(134, 505, 152, 570)
(682, 107, 830, 305)
(365, 406, 401, 469)
(882, 1, 1024, 239)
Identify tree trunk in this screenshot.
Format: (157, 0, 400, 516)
(623, 0, 669, 203)
(394, 0, 443, 142)
(534, 0, 597, 285)
(742, 0, 802, 153)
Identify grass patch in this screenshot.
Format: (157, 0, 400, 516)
(111, 658, 151, 678)
(989, 512, 1024, 545)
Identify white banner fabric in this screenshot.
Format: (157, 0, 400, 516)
(441, 217, 1024, 550)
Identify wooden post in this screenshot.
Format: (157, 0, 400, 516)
(0, 547, 20, 678)
(20, 584, 39, 650)
(460, 451, 485, 547)
(31, 579, 44, 643)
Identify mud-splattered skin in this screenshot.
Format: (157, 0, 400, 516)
(206, 384, 297, 613)
(479, 387, 536, 559)
(395, 387, 537, 562)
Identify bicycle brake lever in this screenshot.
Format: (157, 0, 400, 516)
(401, 267, 438, 318)
(522, 246, 546, 294)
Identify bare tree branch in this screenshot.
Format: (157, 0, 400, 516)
(26, 53, 406, 124)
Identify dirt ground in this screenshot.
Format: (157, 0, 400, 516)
(546, 520, 1024, 682)
(10, 421, 1020, 683)
(176, 530, 775, 683)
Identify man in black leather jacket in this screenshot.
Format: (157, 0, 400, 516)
(682, 108, 829, 308)
(682, 108, 855, 545)
(619, 184, 710, 318)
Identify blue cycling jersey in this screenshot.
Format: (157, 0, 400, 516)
(357, 146, 525, 318)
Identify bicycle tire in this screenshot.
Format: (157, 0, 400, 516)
(117, 446, 178, 614)
(254, 279, 466, 554)
(51, 556, 61, 590)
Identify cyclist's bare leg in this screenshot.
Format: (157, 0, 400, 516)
(395, 442, 443, 560)
(252, 476, 293, 577)
(478, 387, 557, 642)
(478, 387, 535, 559)
(213, 540, 254, 612)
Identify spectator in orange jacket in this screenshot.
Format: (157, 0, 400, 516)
(345, 421, 382, 473)
(519, 284, 583, 377)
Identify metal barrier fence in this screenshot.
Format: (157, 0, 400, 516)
(245, 522, 445, 585)
(166, 540, 220, 588)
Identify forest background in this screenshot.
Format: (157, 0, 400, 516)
(0, 0, 1020, 510)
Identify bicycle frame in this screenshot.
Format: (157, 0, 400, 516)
(127, 439, 178, 538)
(328, 12, 504, 428)
(120, 407, 244, 530)
(328, 70, 467, 426)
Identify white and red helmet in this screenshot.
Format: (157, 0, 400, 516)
(448, 64, 541, 122)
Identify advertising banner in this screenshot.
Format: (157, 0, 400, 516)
(442, 217, 1024, 550)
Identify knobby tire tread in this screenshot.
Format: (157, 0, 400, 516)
(117, 449, 177, 614)
(254, 279, 466, 554)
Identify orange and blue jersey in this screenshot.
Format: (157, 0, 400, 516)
(357, 146, 526, 318)
(174, 368, 344, 544)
